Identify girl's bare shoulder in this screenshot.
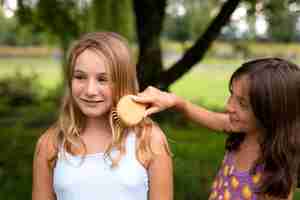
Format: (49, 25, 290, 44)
(35, 124, 59, 160)
(149, 123, 171, 155)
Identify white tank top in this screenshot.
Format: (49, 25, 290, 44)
(53, 133, 149, 200)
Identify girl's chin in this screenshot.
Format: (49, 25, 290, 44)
(81, 109, 110, 118)
(230, 122, 244, 133)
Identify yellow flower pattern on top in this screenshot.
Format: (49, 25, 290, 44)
(209, 190, 218, 200)
(252, 172, 261, 185)
(224, 189, 231, 200)
(231, 176, 239, 189)
(242, 185, 252, 199)
(209, 152, 263, 200)
(223, 165, 229, 177)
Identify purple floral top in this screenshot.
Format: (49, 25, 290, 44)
(209, 152, 263, 200)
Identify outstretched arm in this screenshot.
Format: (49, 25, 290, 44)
(133, 86, 234, 132)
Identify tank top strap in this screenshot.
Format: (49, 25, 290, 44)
(124, 130, 137, 156)
(56, 131, 138, 160)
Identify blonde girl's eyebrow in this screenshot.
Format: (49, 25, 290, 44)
(74, 69, 85, 74)
(73, 69, 108, 76)
(97, 72, 108, 76)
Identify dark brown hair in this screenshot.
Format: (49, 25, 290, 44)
(225, 58, 300, 198)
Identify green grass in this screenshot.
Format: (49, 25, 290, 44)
(0, 57, 61, 89)
(170, 62, 238, 108)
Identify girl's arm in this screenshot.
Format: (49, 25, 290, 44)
(133, 86, 233, 132)
(173, 95, 232, 132)
(32, 131, 56, 200)
(148, 125, 173, 200)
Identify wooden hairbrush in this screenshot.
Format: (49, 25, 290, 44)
(116, 95, 147, 127)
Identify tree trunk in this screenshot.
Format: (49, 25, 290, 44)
(133, 0, 167, 90)
(134, 0, 241, 91)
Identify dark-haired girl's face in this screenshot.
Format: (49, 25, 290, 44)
(226, 76, 259, 135)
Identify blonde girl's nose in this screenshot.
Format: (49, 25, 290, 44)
(86, 79, 98, 96)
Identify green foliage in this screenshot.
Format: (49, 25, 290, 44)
(0, 74, 59, 199)
(0, 126, 38, 200)
(161, 122, 226, 200)
(15, 0, 135, 46)
(0, 8, 48, 46)
(184, 0, 220, 40)
(265, 1, 298, 42)
(90, 0, 135, 41)
(0, 101, 58, 199)
(0, 11, 18, 45)
(0, 71, 39, 107)
(163, 0, 219, 42)
(163, 15, 191, 43)
(164, 0, 300, 42)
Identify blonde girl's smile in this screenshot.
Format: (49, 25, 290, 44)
(79, 98, 104, 106)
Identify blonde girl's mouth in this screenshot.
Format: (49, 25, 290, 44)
(80, 98, 104, 103)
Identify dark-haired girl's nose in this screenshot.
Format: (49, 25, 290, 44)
(225, 95, 235, 113)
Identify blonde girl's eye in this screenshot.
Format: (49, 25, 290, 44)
(73, 73, 88, 81)
(97, 77, 108, 83)
(97, 74, 110, 84)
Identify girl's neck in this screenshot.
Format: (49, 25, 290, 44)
(84, 115, 111, 136)
(232, 130, 261, 172)
(242, 130, 260, 152)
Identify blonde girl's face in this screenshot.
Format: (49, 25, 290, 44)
(71, 49, 113, 119)
(225, 76, 259, 134)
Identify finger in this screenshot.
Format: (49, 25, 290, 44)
(137, 90, 153, 97)
(131, 95, 153, 104)
(136, 93, 149, 98)
(146, 86, 154, 91)
(145, 86, 158, 93)
(144, 107, 161, 117)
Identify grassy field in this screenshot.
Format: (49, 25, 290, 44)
(1, 56, 300, 199)
(0, 57, 61, 89)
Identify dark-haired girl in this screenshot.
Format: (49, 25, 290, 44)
(134, 58, 300, 200)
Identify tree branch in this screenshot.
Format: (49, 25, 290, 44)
(159, 0, 242, 89)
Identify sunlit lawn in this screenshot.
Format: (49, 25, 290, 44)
(0, 56, 242, 95)
(0, 57, 61, 89)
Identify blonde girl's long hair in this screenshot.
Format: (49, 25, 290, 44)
(49, 32, 169, 168)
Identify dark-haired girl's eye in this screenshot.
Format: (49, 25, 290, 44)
(239, 101, 249, 109)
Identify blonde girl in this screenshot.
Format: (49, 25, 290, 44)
(32, 32, 173, 200)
